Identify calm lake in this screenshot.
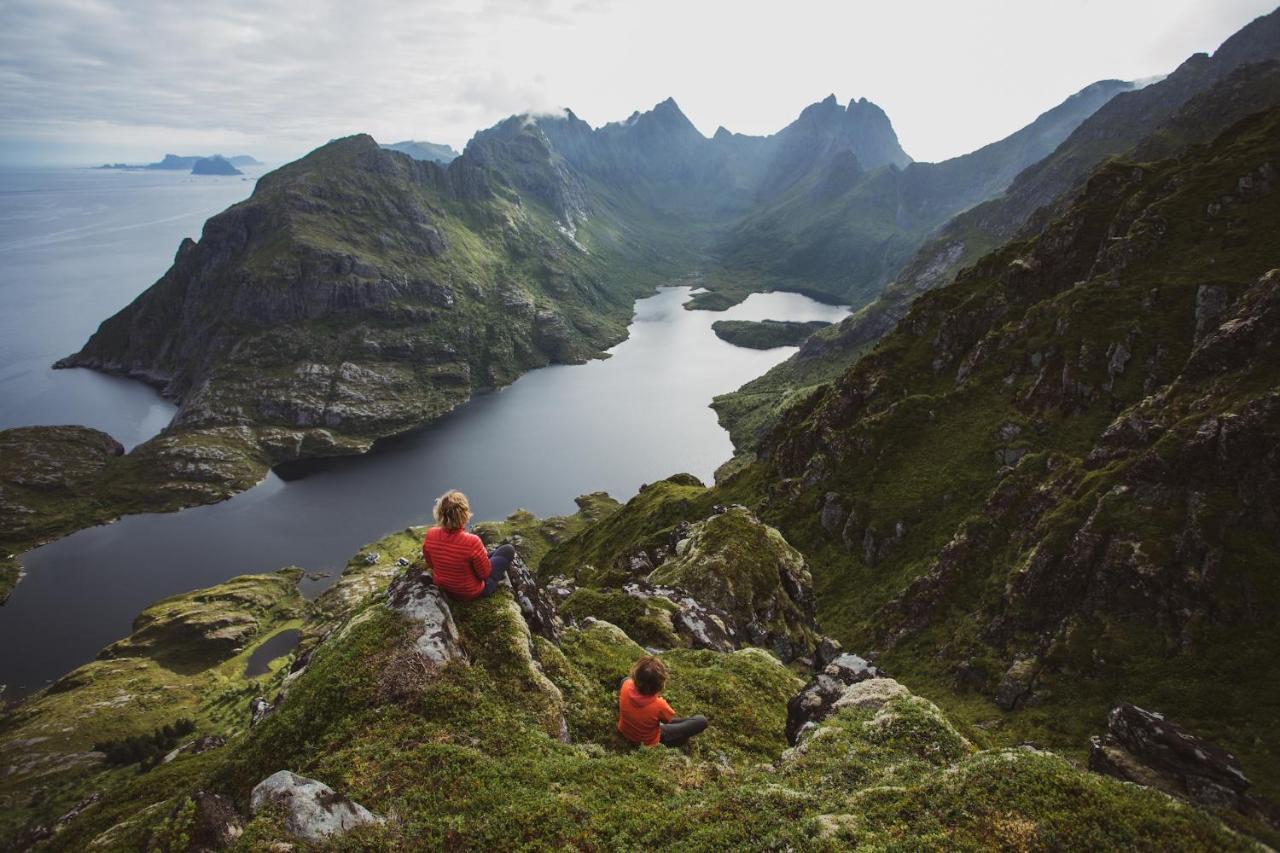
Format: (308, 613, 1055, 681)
(0, 170, 848, 698)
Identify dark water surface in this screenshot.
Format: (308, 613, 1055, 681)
(1, 286, 846, 696)
(0, 168, 849, 698)
(244, 629, 302, 677)
(0, 166, 260, 447)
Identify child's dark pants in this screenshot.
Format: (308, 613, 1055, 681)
(660, 715, 708, 747)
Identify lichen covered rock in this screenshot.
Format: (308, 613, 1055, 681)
(250, 770, 383, 842)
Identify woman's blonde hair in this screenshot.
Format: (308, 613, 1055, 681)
(433, 490, 471, 531)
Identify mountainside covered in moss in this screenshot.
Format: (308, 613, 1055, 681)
(3, 503, 1266, 850)
(710, 101, 1280, 815)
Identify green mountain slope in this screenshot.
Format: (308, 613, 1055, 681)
(718, 104, 1280, 803)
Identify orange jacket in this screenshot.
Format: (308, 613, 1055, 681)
(617, 677, 675, 746)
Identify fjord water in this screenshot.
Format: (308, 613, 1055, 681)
(1, 205, 846, 695)
(0, 167, 260, 448)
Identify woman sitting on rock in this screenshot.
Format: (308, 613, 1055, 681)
(422, 490, 515, 600)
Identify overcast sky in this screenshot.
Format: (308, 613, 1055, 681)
(1, 0, 1275, 166)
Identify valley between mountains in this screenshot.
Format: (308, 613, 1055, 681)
(2, 7, 1280, 850)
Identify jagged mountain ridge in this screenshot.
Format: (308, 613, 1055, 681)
(54, 80, 1127, 503)
(714, 9, 1280, 452)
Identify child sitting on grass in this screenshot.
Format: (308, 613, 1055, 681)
(617, 655, 708, 748)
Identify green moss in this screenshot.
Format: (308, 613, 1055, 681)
(561, 588, 681, 648)
(540, 475, 715, 584)
(472, 492, 621, 572)
(650, 507, 816, 654)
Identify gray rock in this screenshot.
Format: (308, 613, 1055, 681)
(506, 551, 563, 642)
(1194, 285, 1229, 343)
(250, 770, 383, 842)
(785, 652, 882, 744)
(1089, 703, 1279, 827)
(622, 580, 738, 652)
(819, 493, 848, 535)
(385, 572, 465, 666)
(250, 696, 272, 727)
(995, 656, 1039, 710)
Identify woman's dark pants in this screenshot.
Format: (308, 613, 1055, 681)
(480, 544, 516, 597)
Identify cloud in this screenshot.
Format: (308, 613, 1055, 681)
(0, 0, 1276, 166)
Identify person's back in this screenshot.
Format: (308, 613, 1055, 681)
(617, 656, 707, 748)
(423, 525, 490, 600)
(421, 490, 516, 601)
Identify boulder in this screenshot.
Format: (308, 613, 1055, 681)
(995, 655, 1039, 710)
(250, 770, 383, 842)
(249, 696, 273, 727)
(785, 653, 882, 745)
(385, 572, 465, 667)
(1089, 703, 1275, 824)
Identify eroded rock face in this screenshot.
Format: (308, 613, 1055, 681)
(385, 571, 465, 666)
(649, 506, 818, 662)
(507, 552, 563, 642)
(250, 770, 383, 842)
(621, 580, 738, 652)
(785, 652, 883, 745)
(1088, 703, 1275, 824)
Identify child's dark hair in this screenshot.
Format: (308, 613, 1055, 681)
(631, 656, 668, 696)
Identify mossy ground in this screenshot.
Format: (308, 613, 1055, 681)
(472, 492, 621, 572)
(6, 507, 1266, 850)
(0, 570, 305, 843)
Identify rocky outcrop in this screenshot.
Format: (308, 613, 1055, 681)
(1089, 703, 1276, 825)
(507, 552, 563, 642)
(249, 696, 272, 727)
(384, 571, 465, 667)
(621, 580, 739, 652)
(785, 651, 883, 745)
(649, 506, 818, 662)
(180, 789, 244, 850)
(103, 569, 305, 667)
(250, 770, 383, 842)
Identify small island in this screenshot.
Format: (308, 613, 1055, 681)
(190, 155, 242, 175)
(711, 319, 832, 349)
(96, 152, 259, 170)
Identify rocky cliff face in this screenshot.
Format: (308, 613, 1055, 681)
(58, 133, 661, 474)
